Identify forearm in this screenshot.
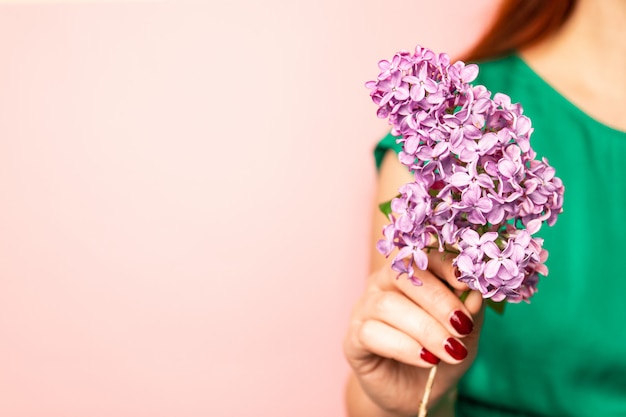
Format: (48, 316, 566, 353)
(346, 373, 405, 417)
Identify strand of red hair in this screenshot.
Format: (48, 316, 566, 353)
(461, 0, 578, 63)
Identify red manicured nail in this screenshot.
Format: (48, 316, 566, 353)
(450, 310, 474, 335)
(444, 338, 468, 360)
(454, 268, 462, 278)
(420, 348, 440, 365)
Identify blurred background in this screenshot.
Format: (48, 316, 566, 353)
(0, 0, 496, 416)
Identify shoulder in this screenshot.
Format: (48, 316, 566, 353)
(472, 54, 525, 96)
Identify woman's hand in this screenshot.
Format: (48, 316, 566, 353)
(343, 248, 484, 417)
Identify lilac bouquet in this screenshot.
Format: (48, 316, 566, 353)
(367, 46, 564, 305)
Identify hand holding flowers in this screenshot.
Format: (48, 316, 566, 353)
(344, 45, 565, 417)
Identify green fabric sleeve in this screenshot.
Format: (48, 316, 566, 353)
(373, 131, 402, 170)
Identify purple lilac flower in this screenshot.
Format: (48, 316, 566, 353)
(367, 45, 564, 303)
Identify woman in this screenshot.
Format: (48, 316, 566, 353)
(344, 0, 626, 416)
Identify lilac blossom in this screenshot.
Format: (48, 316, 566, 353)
(367, 45, 565, 303)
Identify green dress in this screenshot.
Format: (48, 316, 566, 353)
(374, 55, 626, 416)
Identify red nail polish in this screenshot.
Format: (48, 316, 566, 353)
(450, 310, 474, 335)
(454, 268, 462, 278)
(444, 338, 468, 360)
(420, 348, 440, 365)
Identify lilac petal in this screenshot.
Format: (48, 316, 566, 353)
(433, 201, 451, 215)
(504, 143, 521, 160)
(464, 125, 482, 140)
(539, 248, 549, 263)
(475, 197, 493, 212)
(396, 214, 414, 233)
(460, 229, 480, 246)
(515, 229, 531, 247)
(392, 258, 413, 278)
(448, 172, 470, 187)
(476, 174, 494, 189)
(441, 221, 458, 244)
(486, 204, 505, 224)
(501, 258, 519, 276)
(399, 152, 415, 166)
(408, 275, 423, 286)
(483, 241, 501, 259)
(473, 276, 492, 296)
(413, 248, 429, 270)
(395, 245, 413, 261)
(376, 107, 390, 119)
(462, 64, 479, 83)
(394, 87, 410, 101)
(376, 239, 394, 256)
(432, 141, 449, 157)
(515, 116, 532, 136)
(500, 240, 515, 258)
(424, 79, 438, 93)
(463, 246, 482, 261)
(458, 147, 478, 163)
(494, 93, 511, 107)
(490, 291, 507, 302)
(517, 136, 531, 153)
(526, 219, 542, 235)
(404, 135, 421, 154)
(480, 232, 499, 244)
(402, 75, 420, 84)
(382, 224, 396, 241)
(410, 84, 426, 102)
(483, 160, 499, 176)
(468, 210, 487, 225)
(365, 80, 377, 89)
(478, 133, 498, 153)
(379, 91, 394, 106)
(529, 192, 548, 205)
(531, 261, 549, 276)
(498, 159, 518, 178)
(418, 62, 428, 79)
(390, 198, 406, 214)
(509, 244, 525, 263)
(462, 184, 480, 204)
(542, 166, 556, 182)
(456, 253, 475, 273)
(456, 109, 470, 122)
(473, 98, 491, 114)
(378, 59, 391, 71)
(524, 179, 539, 194)
(484, 260, 501, 278)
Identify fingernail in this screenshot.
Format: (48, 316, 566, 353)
(420, 348, 440, 365)
(444, 338, 468, 360)
(454, 268, 461, 278)
(450, 310, 474, 335)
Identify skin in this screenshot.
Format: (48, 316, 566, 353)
(343, 0, 626, 416)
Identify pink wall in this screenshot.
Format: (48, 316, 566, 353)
(0, 1, 496, 416)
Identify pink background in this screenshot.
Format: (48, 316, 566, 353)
(0, 1, 495, 416)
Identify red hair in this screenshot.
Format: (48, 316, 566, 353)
(461, 0, 578, 62)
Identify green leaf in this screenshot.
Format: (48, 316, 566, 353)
(486, 298, 506, 315)
(378, 194, 401, 217)
(378, 199, 393, 217)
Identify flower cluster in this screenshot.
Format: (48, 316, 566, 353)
(368, 46, 564, 303)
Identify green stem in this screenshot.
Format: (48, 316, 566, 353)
(424, 246, 460, 255)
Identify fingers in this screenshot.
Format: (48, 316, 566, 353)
(425, 246, 468, 292)
(357, 285, 470, 366)
(377, 265, 476, 337)
(462, 288, 484, 316)
(423, 248, 483, 316)
(356, 319, 440, 368)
